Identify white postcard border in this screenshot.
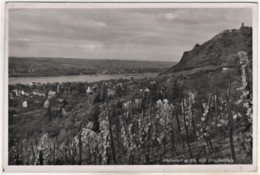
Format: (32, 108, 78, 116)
(1, 1, 258, 173)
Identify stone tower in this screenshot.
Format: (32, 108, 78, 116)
(240, 22, 245, 29)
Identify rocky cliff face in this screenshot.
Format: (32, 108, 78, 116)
(167, 25, 252, 73)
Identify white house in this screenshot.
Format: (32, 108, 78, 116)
(163, 99, 169, 104)
(48, 91, 56, 99)
(156, 99, 163, 107)
(43, 99, 49, 108)
(22, 101, 28, 108)
(144, 88, 150, 93)
(222, 67, 229, 71)
(30, 82, 37, 86)
(86, 86, 93, 95)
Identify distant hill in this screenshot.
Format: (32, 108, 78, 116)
(9, 57, 176, 77)
(165, 24, 252, 73)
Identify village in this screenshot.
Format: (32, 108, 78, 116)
(8, 76, 164, 124)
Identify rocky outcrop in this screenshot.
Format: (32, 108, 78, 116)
(166, 24, 252, 73)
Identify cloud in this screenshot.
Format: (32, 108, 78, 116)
(8, 8, 252, 62)
(89, 21, 107, 28)
(164, 12, 178, 20)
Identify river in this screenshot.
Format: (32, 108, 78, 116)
(9, 73, 158, 85)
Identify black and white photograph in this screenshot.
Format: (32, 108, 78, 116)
(2, 1, 258, 173)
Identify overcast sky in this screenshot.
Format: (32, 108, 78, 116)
(9, 8, 252, 62)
